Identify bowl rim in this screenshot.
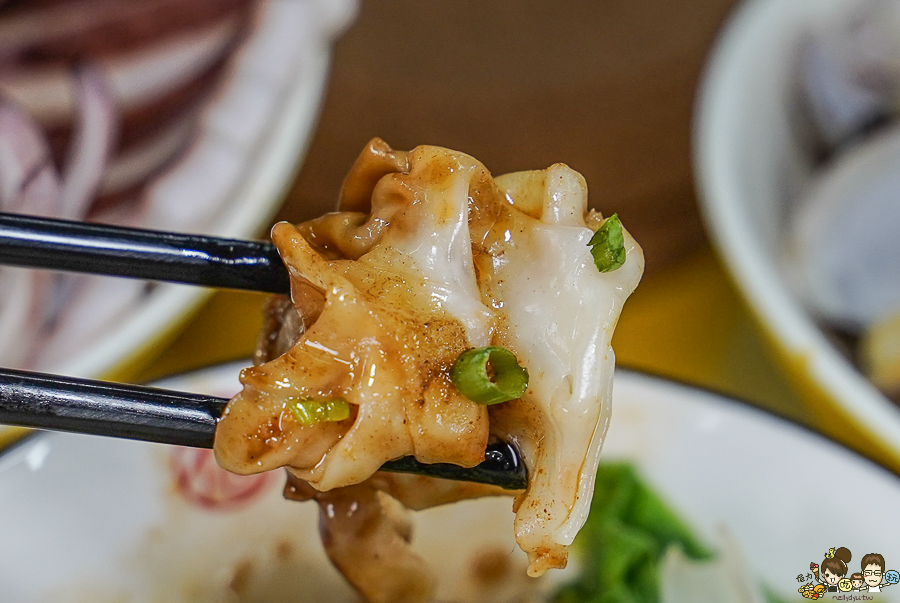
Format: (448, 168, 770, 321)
(692, 0, 900, 463)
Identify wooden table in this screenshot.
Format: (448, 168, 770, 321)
(281, 0, 741, 271)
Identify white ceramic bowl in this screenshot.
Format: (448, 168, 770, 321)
(1, 364, 899, 602)
(694, 0, 900, 467)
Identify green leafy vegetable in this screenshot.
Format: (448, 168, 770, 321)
(553, 463, 712, 603)
(589, 214, 626, 273)
(450, 346, 529, 405)
(287, 397, 351, 426)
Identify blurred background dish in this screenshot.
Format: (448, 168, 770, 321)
(1, 363, 897, 602)
(0, 0, 355, 378)
(696, 0, 900, 469)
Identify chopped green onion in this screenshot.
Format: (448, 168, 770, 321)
(287, 397, 351, 426)
(450, 346, 529, 405)
(589, 213, 626, 273)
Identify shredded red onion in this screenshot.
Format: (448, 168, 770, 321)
(59, 65, 119, 220)
(99, 114, 195, 196)
(0, 102, 60, 213)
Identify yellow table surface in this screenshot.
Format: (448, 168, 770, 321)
(130, 244, 810, 427)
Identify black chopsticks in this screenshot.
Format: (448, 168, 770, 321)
(0, 368, 526, 490)
(0, 367, 225, 448)
(0, 213, 528, 490)
(0, 212, 290, 294)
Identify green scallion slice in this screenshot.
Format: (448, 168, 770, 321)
(589, 213, 626, 273)
(450, 346, 529, 405)
(287, 397, 351, 426)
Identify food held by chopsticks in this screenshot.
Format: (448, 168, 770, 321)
(213, 139, 644, 602)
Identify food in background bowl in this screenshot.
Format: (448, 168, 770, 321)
(0, 0, 355, 377)
(791, 0, 900, 158)
(785, 124, 900, 401)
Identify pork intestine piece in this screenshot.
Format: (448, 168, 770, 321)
(215, 142, 494, 490)
(213, 138, 643, 595)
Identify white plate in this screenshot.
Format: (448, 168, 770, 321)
(0, 365, 897, 602)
